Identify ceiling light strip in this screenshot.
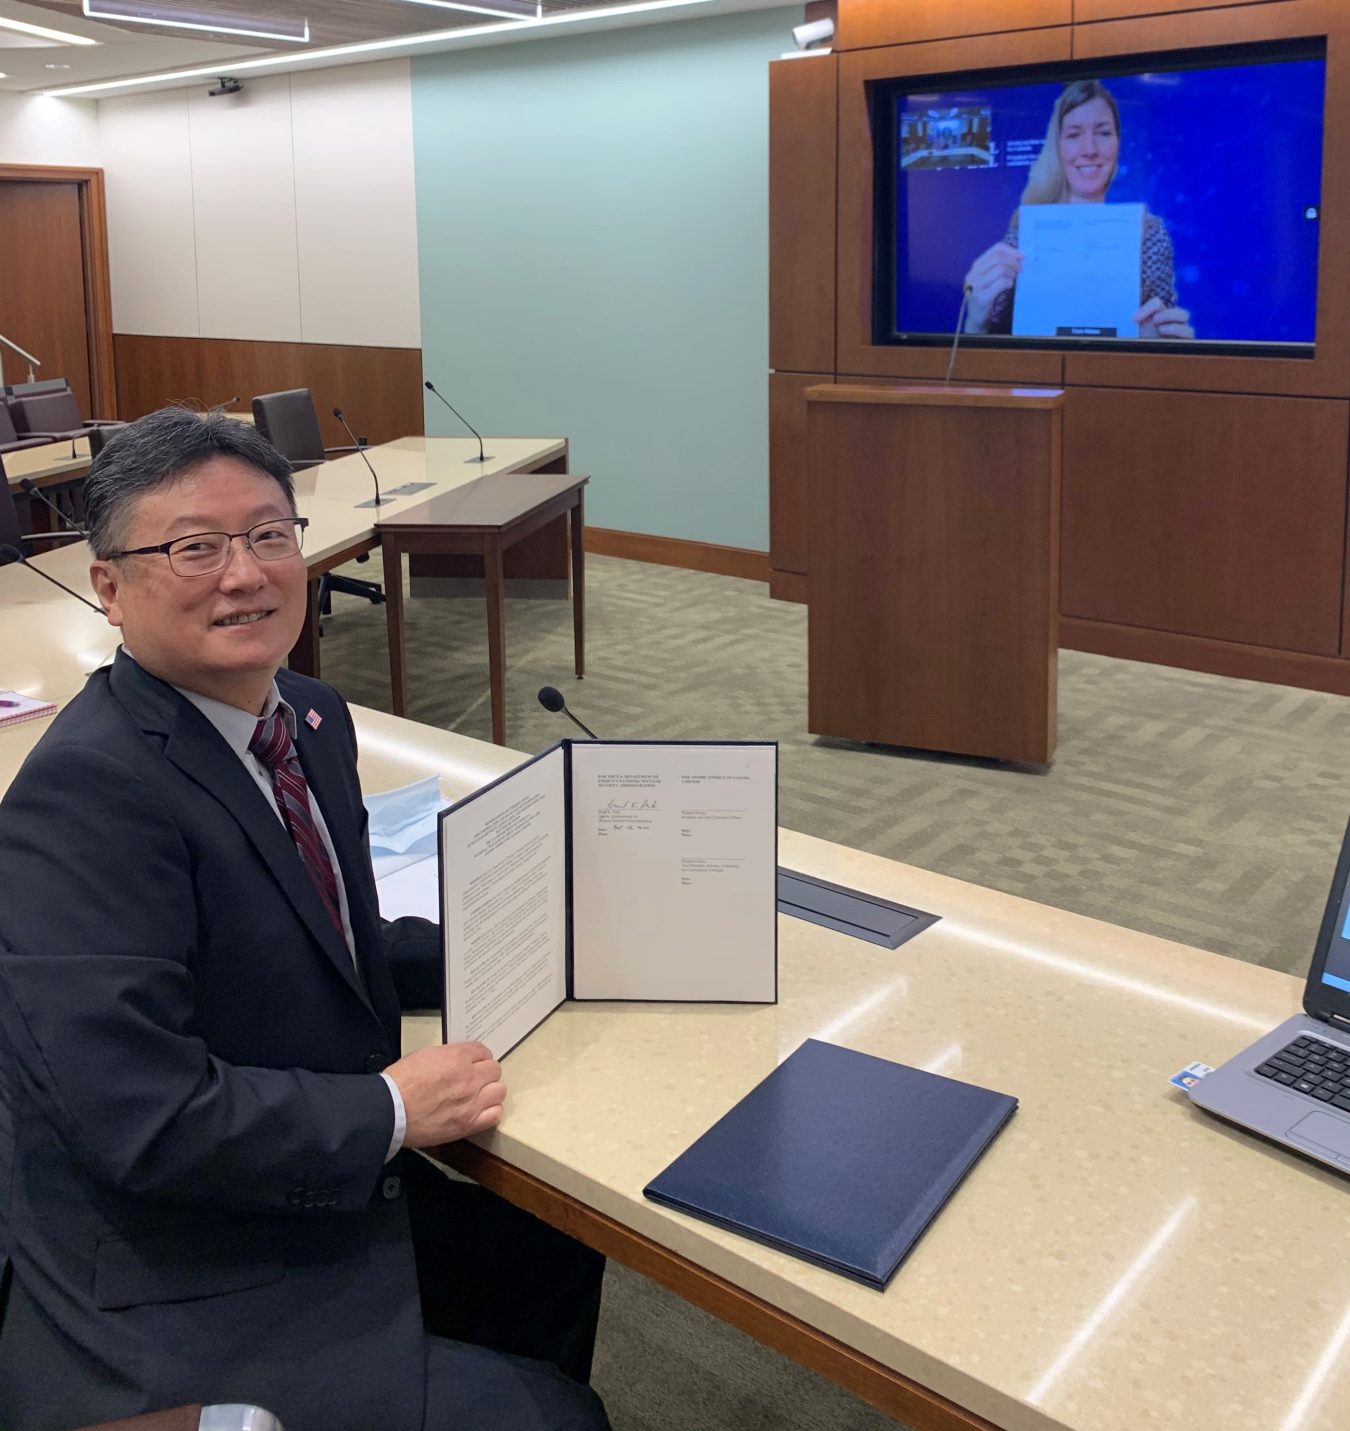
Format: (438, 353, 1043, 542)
(44, 0, 714, 96)
(0, 14, 99, 45)
(81, 0, 311, 42)
(403, 0, 539, 17)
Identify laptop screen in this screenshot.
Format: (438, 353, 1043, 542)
(1324, 893, 1350, 995)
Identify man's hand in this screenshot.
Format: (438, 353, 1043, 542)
(385, 1041, 505, 1148)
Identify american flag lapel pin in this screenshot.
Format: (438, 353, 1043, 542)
(305, 709, 323, 731)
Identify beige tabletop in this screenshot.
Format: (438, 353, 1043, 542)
(294, 436, 566, 567)
(5, 520, 1343, 1431)
(5, 435, 92, 492)
(349, 717, 1342, 1431)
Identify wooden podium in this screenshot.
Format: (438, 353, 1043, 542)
(805, 384, 1063, 765)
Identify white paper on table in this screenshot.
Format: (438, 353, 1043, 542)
(374, 854, 439, 923)
(1011, 202, 1144, 339)
(438, 746, 568, 1058)
(569, 742, 777, 1003)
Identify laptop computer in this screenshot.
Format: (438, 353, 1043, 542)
(1189, 815, 1350, 1173)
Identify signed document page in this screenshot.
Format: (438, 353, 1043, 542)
(439, 747, 568, 1057)
(569, 742, 777, 1003)
(1012, 201, 1144, 339)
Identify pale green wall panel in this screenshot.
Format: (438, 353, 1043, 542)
(411, 6, 800, 552)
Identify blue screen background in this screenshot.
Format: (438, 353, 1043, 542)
(892, 59, 1325, 344)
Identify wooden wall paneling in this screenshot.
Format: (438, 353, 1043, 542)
(770, 371, 832, 578)
(1060, 387, 1348, 654)
(0, 166, 117, 419)
(1067, 0, 1350, 398)
(834, 0, 1069, 53)
(769, 55, 839, 375)
(835, 33, 1071, 386)
(1075, 0, 1289, 24)
(113, 334, 424, 449)
(1061, 616, 1350, 697)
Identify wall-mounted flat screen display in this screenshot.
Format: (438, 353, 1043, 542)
(872, 42, 1326, 355)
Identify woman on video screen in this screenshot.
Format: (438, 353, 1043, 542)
(962, 79, 1193, 338)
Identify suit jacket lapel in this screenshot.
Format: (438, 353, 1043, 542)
(108, 654, 370, 1006)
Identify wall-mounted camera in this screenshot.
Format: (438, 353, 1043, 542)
(208, 76, 242, 96)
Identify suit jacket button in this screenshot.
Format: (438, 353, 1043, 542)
(287, 1189, 304, 1208)
(382, 1175, 402, 1201)
(366, 1054, 388, 1074)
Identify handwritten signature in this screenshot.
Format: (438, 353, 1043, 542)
(601, 799, 658, 812)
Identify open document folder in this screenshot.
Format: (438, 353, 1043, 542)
(438, 740, 779, 1058)
(1012, 201, 1144, 339)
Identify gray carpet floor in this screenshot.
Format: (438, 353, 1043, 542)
(318, 552, 1350, 1429)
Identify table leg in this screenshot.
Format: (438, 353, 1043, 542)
(485, 537, 507, 745)
(383, 540, 409, 718)
(289, 577, 322, 678)
(571, 491, 585, 679)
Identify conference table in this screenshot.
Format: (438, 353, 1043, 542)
(4, 526, 1349, 1431)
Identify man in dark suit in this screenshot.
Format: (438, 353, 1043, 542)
(0, 409, 609, 1431)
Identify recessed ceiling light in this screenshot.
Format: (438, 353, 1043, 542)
(0, 14, 99, 44)
(82, 0, 310, 43)
(0, 73, 8, 79)
(45, 63, 72, 69)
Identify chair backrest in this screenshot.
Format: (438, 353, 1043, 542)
(251, 389, 324, 467)
(9, 387, 83, 436)
(0, 471, 24, 558)
(0, 403, 19, 446)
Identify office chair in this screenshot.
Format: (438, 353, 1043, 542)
(0, 463, 84, 564)
(0, 401, 54, 458)
(7, 385, 125, 449)
(251, 389, 384, 617)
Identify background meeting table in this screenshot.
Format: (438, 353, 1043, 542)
(376, 471, 587, 745)
(287, 435, 568, 684)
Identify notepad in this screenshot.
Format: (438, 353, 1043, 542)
(644, 1038, 1017, 1289)
(0, 691, 57, 729)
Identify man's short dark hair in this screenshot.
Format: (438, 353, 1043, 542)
(84, 407, 296, 559)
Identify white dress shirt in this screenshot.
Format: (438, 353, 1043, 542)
(161, 670, 406, 1162)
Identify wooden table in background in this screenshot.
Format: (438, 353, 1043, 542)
(377, 473, 588, 744)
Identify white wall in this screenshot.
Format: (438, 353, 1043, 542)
(0, 93, 99, 165)
(99, 58, 421, 348)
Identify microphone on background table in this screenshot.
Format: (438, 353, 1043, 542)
(333, 408, 388, 508)
(0, 545, 103, 613)
(944, 283, 973, 386)
(19, 479, 87, 537)
(537, 685, 597, 739)
(210, 395, 240, 413)
(425, 380, 492, 465)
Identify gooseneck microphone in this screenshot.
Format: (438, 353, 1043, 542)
(944, 283, 974, 387)
(0, 544, 103, 613)
(210, 395, 240, 413)
(332, 407, 387, 508)
(19, 479, 87, 537)
(425, 380, 491, 465)
(537, 685, 597, 740)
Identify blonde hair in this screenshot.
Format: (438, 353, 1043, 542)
(1021, 79, 1120, 205)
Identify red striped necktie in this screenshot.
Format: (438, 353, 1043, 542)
(249, 709, 345, 940)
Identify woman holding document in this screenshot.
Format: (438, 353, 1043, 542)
(962, 79, 1194, 339)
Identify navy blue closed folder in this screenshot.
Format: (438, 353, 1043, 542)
(643, 1038, 1017, 1290)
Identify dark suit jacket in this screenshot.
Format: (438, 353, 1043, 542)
(0, 652, 434, 1431)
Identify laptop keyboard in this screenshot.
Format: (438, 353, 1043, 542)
(1255, 1034, 1350, 1108)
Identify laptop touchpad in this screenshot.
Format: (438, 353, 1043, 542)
(1290, 1111, 1350, 1158)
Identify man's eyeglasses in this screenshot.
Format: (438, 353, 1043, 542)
(108, 517, 309, 578)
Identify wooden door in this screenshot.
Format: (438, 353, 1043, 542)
(0, 180, 95, 415)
